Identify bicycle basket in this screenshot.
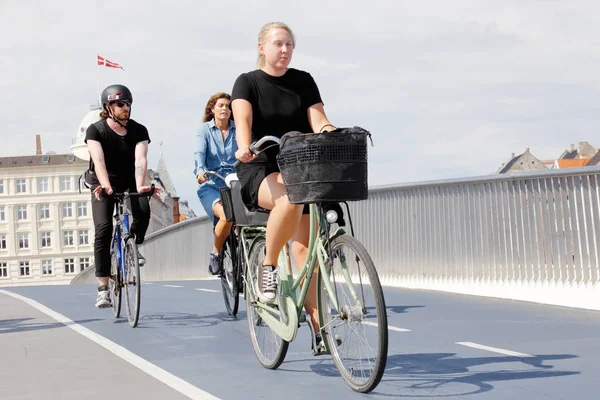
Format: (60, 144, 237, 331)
(219, 186, 235, 222)
(276, 127, 371, 204)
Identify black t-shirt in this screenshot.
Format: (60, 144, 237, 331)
(84, 119, 150, 189)
(231, 68, 322, 166)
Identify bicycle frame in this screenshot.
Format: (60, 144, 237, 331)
(110, 202, 131, 284)
(243, 203, 363, 342)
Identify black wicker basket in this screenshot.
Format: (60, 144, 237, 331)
(276, 127, 371, 204)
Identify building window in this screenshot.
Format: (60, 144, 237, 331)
(41, 232, 52, 247)
(78, 177, 88, 192)
(64, 258, 75, 274)
(19, 261, 30, 276)
(38, 177, 49, 193)
(62, 203, 73, 218)
(63, 231, 74, 246)
(79, 229, 89, 245)
(0, 179, 4, 194)
(77, 202, 88, 217)
(40, 204, 50, 219)
(18, 233, 29, 249)
(0, 262, 7, 277)
(16, 179, 27, 193)
(0, 234, 6, 250)
(80, 257, 90, 272)
(60, 176, 72, 192)
(0, 206, 4, 221)
(42, 260, 53, 275)
(17, 205, 28, 220)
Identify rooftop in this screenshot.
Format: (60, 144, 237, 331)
(0, 154, 87, 169)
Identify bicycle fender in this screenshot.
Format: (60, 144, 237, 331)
(328, 227, 346, 241)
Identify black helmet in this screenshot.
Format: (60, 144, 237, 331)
(101, 84, 133, 108)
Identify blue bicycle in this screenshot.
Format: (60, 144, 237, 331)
(107, 186, 154, 327)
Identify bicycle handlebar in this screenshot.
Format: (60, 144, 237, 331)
(203, 170, 228, 183)
(101, 184, 156, 201)
(232, 135, 281, 168)
(199, 136, 282, 182)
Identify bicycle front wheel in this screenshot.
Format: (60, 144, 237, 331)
(318, 234, 388, 393)
(246, 235, 289, 369)
(124, 238, 141, 327)
(109, 250, 121, 318)
(221, 235, 239, 316)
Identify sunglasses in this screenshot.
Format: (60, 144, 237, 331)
(113, 101, 131, 108)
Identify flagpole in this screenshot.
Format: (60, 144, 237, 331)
(96, 53, 101, 108)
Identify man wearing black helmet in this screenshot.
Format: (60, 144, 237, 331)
(85, 84, 160, 308)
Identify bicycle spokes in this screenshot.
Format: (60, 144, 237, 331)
(318, 235, 388, 393)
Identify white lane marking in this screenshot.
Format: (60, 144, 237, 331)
(363, 321, 411, 332)
(163, 285, 183, 288)
(195, 288, 220, 293)
(0, 290, 220, 400)
(456, 341, 534, 357)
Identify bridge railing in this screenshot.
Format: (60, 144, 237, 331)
(140, 166, 600, 310)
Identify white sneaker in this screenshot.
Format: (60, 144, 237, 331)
(257, 264, 278, 303)
(95, 286, 112, 308)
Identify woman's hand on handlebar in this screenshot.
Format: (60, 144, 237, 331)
(235, 147, 256, 164)
(93, 185, 112, 200)
(196, 172, 208, 184)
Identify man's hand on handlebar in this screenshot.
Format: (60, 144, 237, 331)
(93, 185, 112, 200)
(138, 185, 161, 195)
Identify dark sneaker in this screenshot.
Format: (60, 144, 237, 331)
(312, 332, 342, 356)
(137, 251, 146, 266)
(208, 253, 221, 275)
(257, 264, 278, 303)
(95, 285, 112, 308)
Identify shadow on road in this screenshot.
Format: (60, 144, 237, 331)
(304, 352, 579, 397)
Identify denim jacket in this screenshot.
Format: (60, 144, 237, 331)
(193, 119, 237, 188)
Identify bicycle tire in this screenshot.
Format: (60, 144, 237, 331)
(246, 235, 289, 369)
(220, 235, 239, 316)
(109, 249, 121, 318)
(318, 234, 388, 393)
(124, 238, 141, 327)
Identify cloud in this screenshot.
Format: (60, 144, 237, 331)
(1, 0, 600, 216)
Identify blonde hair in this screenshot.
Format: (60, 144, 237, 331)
(257, 22, 296, 69)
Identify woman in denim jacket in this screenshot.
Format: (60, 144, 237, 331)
(194, 92, 237, 275)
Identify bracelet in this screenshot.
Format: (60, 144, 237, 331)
(319, 124, 336, 133)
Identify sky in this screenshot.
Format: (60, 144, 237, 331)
(1, 0, 600, 216)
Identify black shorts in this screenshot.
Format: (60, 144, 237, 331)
(238, 162, 309, 214)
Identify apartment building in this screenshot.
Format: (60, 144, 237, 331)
(0, 153, 94, 286)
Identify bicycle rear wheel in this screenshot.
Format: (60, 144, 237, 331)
(318, 234, 388, 393)
(220, 235, 239, 316)
(109, 249, 121, 318)
(124, 238, 141, 327)
(246, 235, 289, 369)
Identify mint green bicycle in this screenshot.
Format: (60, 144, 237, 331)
(231, 131, 388, 393)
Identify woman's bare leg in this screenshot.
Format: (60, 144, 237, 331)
(212, 201, 232, 253)
(257, 173, 303, 266)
